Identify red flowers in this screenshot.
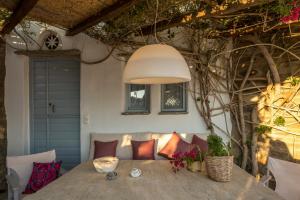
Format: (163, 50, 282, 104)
(281, 7, 300, 24)
(170, 152, 185, 173)
(183, 149, 197, 160)
(280, 1, 300, 24)
(169, 149, 202, 173)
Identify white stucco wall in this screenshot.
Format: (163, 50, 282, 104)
(5, 46, 30, 156)
(5, 24, 231, 161)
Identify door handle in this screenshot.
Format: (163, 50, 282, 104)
(48, 103, 56, 113)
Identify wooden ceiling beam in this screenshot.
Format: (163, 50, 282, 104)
(140, 0, 275, 36)
(0, 0, 39, 35)
(66, 0, 138, 36)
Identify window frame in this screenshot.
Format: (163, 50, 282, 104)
(160, 83, 188, 113)
(124, 84, 151, 114)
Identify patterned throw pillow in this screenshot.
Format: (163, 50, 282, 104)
(23, 161, 62, 194)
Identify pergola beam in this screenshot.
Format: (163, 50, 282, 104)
(0, 0, 39, 35)
(140, 0, 275, 36)
(66, 0, 138, 36)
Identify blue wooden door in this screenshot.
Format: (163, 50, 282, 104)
(30, 58, 80, 170)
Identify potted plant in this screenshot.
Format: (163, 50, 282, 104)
(205, 135, 233, 182)
(170, 148, 204, 173)
(184, 148, 205, 172)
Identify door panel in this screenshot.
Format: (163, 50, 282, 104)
(30, 58, 80, 170)
(31, 61, 48, 155)
(48, 60, 80, 116)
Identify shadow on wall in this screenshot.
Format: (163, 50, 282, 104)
(258, 129, 300, 169)
(259, 135, 300, 170)
(259, 137, 300, 190)
(269, 139, 300, 163)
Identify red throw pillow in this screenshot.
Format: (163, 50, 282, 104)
(94, 140, 118, 159)
(158, 132, 195, 159)
(23, 161, 62, 194)
(191, 135, 208, 152)
(131, 139, 155, 160)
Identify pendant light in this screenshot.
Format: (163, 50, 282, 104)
(123, 44, 191, 84)
(122, 0, 191, 84)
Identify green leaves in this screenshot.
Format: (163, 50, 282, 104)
(255, 125, 272, 134)
(254, 117, 286, 134)
(207, 135, 230, 157)
(0, 8, 11, 27)
(271, 0, 294, 16)
(288, 76, 300, 86)
(274, 116, 286, 126)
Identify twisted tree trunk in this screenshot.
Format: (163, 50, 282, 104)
(251, 107, 259, 176)
(0, 38, 6, 191)
(244, 35, 280, 96)
(239, 52, 257, 169)
(243, 35, 281, 171)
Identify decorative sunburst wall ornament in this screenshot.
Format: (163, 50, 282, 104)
(44, 34, 60, 50)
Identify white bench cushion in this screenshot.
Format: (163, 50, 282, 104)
(6, 150, 56, 193)
(89, 132, 208, 160)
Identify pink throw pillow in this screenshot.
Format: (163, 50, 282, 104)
(23, 161, 62, 194)
(158, 132, 195, 159)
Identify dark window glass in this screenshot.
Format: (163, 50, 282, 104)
(161, 83, 187, 112)
(126, 84, 150, 113)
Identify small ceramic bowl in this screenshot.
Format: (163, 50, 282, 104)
(130, 168, 142, 177)
(93, 157, 119, 173)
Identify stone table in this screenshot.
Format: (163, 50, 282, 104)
(24, 160, 283, 200)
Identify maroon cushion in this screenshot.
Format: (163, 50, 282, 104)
(23, 161, 62, 194)
(131, 139, 155, 160)
(191, 135, 208, 152)
(94, 140, 118, 159)
(158, 132, 195, 159)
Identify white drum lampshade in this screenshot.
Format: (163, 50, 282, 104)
(123, 44, 191, 84)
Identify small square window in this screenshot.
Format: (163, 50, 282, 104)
(125, 84, 150, 114)
(161, 83, 187, 113)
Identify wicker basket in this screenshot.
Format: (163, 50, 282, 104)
(205, 156, 234, 182)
